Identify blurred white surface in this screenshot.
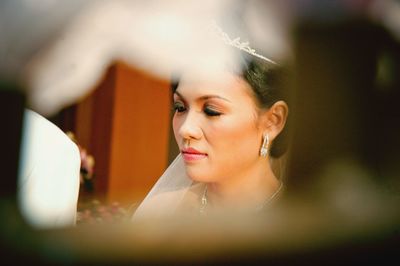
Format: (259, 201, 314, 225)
(18, 109, 80, 228)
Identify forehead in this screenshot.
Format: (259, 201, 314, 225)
(176, 71, 254, 101)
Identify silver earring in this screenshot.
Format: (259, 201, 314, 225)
(260, 133, 269, 157)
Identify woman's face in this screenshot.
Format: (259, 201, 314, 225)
(173, 72, 265, 183)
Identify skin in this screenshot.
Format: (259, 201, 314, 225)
(172, 71, 288, 209)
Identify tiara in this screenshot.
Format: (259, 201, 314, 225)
(211, 22, 277, 65)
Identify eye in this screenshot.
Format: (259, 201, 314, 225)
(204, 106, 222, 116)
(173, 101, 186, 113)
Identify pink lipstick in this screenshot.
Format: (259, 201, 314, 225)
(181, 147, 207, 162)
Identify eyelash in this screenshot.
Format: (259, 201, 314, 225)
(173, 102, 186, 113)
(203, 106, 222, 116)
(173, 102, 222, 117)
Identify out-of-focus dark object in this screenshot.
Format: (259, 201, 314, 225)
(0, 83, 24, 200)
(0, 82, 27, 262)
(283, 16, 400, 266)
(287, 18, 400, 197)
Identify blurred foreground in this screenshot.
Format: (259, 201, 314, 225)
(1, 0, 400, 265)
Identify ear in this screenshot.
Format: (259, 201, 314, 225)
(260, 101, 289, 141)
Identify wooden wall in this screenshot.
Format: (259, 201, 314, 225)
(108, 62, 171, 205)
(63, 61, 173, 206)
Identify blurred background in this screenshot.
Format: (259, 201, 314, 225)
(0, 0, 399, 264)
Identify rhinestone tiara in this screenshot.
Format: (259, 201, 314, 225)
(211, 22, 277, 65)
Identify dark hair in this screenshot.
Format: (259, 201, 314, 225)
(241, 56, 291, 158)
(171, 54, 291, 158)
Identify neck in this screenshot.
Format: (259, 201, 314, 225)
(207, 158, 281, 209)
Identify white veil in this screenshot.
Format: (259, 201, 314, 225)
(132, 154, 193, 220)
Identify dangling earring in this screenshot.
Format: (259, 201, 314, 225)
(260, 133, 269, 157)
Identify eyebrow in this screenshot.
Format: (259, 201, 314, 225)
(174, 91, 232, 103)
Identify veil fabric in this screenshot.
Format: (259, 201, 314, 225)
(132, 154, 194, 220)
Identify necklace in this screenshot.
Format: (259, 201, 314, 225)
(199, 182, 283, 215)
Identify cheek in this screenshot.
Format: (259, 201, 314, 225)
(207, 114, 260, 158)
(202, 115, 260, 180)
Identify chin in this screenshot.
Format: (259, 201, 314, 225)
(185, 166, 214, 183)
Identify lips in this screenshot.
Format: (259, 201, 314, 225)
(181, 147, 207, 162)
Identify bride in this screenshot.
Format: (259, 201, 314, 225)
(133, 26, 290, 219)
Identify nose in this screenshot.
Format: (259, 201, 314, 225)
(176, 110, 203, 141)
